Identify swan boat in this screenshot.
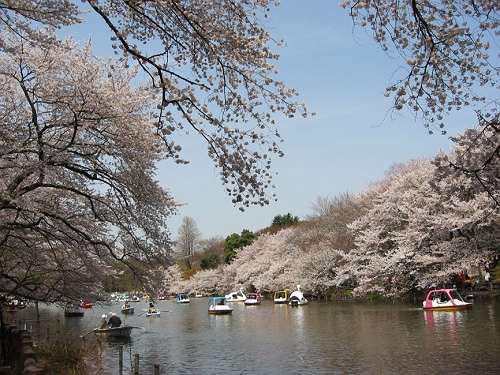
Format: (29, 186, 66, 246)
(208, 297, 233, 315)
(422, 288, 473, 311)
(289, 285, 308, 306)
(225, 288, 247, 302)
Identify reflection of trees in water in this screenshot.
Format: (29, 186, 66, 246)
(9, 303, 89, 342)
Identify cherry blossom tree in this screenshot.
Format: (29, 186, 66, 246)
(223, 228, 300, 292)
(172, 194, 362, 296)
(85, 0, 309, 209)
(169, 153, 499, 298)
(0, 0, 311, 302)
(295, 245, 348, 295)
(342, 1, 500, 209)
(436, 126, 500, 207)
(0, 0, 308, 209)
(341, 0, 500, 134)
(179, 268, 223, 295)
(160, 264, 184, 295)
(171, 228, 303, 295)
(345, 158, 499, 297)
(0, 31, 175, 303)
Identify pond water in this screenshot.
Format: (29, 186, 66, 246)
(7, 296, 500, 374)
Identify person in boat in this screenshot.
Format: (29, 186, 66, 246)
(122, 301, 130, 309)
(436, 292, 449, 304)
(100, 314, 108, 329)
(148, 302, 157, 314)
(107, 312, 122, 328)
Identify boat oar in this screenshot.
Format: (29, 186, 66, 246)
(79, 328, 97, 338)
(127, 325, 143, 330)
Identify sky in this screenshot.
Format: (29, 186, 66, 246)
(67, 1, 477, 240)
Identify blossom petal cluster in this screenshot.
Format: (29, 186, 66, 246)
(340, 0, 500, 135)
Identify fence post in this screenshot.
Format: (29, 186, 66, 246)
(134, 353, 139, 374)
(119, 345, 123, 373)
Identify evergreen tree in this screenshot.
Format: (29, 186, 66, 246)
(272, 213, 299, 226)
(224, 230, 255, 264)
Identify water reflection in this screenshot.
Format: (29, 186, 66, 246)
(487, 304, 496, 327)
(6, 298, 500, 374)
(424, 309, 465, 334)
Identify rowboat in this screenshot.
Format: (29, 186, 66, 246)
(208, 297, 233, 315)
(121, 306, 135, 314)
(64, 305, 85, 316)
(93, 325, 136, 338)
(81, 301, 93, 309)
(422, 288, 473, 311)
(145, 309, 160, 317)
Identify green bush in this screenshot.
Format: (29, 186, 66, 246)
(366, 292, 381, 300)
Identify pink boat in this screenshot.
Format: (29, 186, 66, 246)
(422, 288, 472, 311)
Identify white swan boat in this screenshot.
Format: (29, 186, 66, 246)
(289, 285, 308, 306)
(225, 288, 247, 302)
